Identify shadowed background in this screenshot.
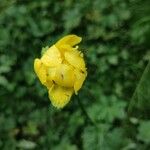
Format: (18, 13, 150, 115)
(0, 0, 150, 149)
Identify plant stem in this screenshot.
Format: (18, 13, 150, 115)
(77, 96, 98, 129)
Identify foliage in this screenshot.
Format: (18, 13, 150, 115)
(0, 0, 149, 149)
(128, 60, 150, 119)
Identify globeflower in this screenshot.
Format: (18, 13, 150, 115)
(34, 35, 87, 108)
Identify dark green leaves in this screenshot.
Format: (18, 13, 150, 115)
(0, 0, 149, 149)
(88, 95, 126, 123)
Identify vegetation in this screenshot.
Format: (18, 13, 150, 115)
(0, 0, 149, 149)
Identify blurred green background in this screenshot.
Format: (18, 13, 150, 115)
(0, 0, 150, 149)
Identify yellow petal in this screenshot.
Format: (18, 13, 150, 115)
(45, 68, 56, 89)
(64, 50, 86, 70)
(34, 58, 41, 74)
(41, 45, 62, 67)
(34, 58, 47, 84)
(47, 67, 57, 81)
(54, 64, 75, 87)
(44, 79, 53, 89)
(49, 85, 73, 108)
(55, 35, 82, 48)
(56, 44, 74, 55)
(74, 69, 87, 94)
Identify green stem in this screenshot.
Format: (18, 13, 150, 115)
(77, 96, 98, 129)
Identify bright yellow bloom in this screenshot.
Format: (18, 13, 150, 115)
(34, 35, 87, 108)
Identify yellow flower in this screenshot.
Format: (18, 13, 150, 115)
(34, 35, 87, 108)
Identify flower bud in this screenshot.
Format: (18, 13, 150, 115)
(34, 35, 87, 108)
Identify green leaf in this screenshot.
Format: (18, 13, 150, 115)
(17, 140, 36, 149)
(23, 121, 39, 136)
(41, 46, 49, 55)
(83, 124, 109, 150)
(137, 120, 150, 143)
(53, 137, 77, 150)
(128, 60, 150, 119)
(83, 126, 133, 150)
(88, 95, 126, 123)
(104, 128, 135, 150)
